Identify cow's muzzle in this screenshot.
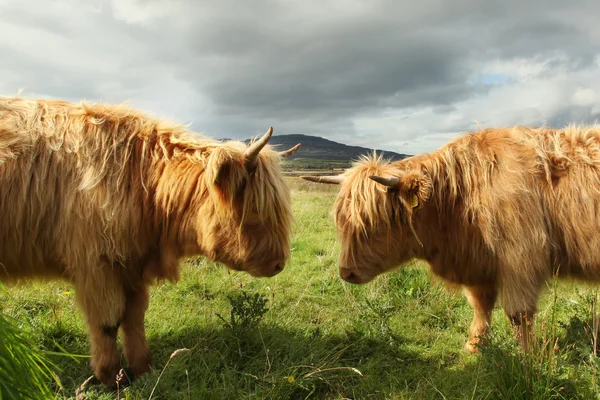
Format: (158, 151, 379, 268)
(340, 266, 363, 284)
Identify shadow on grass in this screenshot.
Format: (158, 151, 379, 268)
(28, 278, 600, 399)
(50, 323, 482, 400)
(34, 315, 600, 399)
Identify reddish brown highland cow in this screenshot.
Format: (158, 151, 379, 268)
(302, 125, 600, 352)
(0, 96, 300, 388)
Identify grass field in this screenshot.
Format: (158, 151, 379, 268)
(282, 158, 352, 170)
(3, 178, 600, 399)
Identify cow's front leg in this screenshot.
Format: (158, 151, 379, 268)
(121, 284, 153, 380)
(75, 268, 126, 389)
(463, 284, 498, 353)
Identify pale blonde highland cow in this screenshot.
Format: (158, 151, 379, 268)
(302, 125, 600, 352)
(0, 96, 300, 388)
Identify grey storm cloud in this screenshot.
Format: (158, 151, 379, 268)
(1, 0, 600, 153)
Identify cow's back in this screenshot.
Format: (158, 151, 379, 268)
(532, 126, 600, 279)
(466, 126, 600, 282)
(0, 98, 149, 281)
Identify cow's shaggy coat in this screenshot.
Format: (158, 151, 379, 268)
(302, 125, 600, 351)
(0, 96, 299, 387)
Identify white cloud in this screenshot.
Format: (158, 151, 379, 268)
(351, 56, 600, 153)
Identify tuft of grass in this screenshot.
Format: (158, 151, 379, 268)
(217, 291, 270, 336)
(476, 329, 584, 400)
(0, 311, 58, 399)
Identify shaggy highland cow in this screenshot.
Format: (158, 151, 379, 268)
(0, 96, 300, 388)
(302, 125, 600, 352)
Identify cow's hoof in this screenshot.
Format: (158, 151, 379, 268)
(463, 341, 480, 353)
(128, 355, 154, 379)
(95, 364, 131, 390)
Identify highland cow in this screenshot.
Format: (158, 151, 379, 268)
(301, 125, 600, 352)
(0, 96, 300, 388)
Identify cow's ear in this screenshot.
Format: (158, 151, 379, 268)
(213, 159, 230, 186)
(206, 149, 244, 203)
(399, 170, 432, 208)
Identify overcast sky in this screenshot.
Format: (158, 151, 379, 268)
(1, 0, 599, 154)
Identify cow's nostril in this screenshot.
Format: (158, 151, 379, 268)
(273, 264, 283, 273)
(346, 272, 355, 281)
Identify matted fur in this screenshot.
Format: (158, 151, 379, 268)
(0, 96, 295, 387)
(310, 124, 600, 352)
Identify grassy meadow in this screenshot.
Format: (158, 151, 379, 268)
(3, 177, 600, 399)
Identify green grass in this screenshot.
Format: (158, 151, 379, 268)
(282, 158, 352, 170)
(0, 309, 59, 399)
(2, 179, 600, 399)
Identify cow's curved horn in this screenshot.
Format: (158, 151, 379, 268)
(244, 126, 273, 167)
(369, 175, 399, 187)
(279, 143, 301, 158)
(300, 175, 344, 184)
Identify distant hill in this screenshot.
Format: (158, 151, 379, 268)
(218, 134, 411, 170)
(255, 134, 409, 160)
(220, 134, 410, 169)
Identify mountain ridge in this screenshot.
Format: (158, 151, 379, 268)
(222, 133, 411, 162)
